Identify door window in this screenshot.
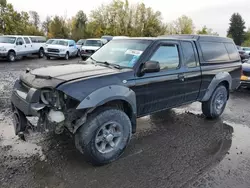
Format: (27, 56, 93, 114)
(150, 44, 180, 70)
(16, 37, 24, 45)
(24, 37, 31, 44)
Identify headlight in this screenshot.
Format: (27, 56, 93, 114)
(0, 47, 7, 52)
(41, 90, 60, 108)
(60, 49, 66, 52)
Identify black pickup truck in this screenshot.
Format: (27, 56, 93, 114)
(11, 35, 241, 165)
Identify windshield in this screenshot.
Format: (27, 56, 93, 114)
(51, 40, 68, 46)
(243, 47, 250, 51)
(0, 37, 16, 44)
(46, 39, 54, 44)
(77, 39, 85, 45)
(89, 39, 152, 68)
(85, 40, 102, 47)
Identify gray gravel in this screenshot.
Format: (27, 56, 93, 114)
(0, 57, 250, 188)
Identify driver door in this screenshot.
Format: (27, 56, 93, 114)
(135, 41, 187, 116)
(15, 37, 26, 56)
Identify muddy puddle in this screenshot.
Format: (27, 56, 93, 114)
(1, 75, 250, 187)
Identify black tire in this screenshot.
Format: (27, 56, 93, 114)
(65, 52, 69, 60)
(77, 50, 80, 57)
(7, 51, 16, 62)
(46, 56, 50, 60)
(81, 56, 86, 61)
(12, 107, 27, 135)
(202, 85, 228, 119)
(75, 107, 132, 166)
(38, 48, 44, 58)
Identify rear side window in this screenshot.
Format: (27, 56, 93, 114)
(23, 37, 30, 44)
(30, 37, 46, 43)
(200, 42, 229, 62)
(181, 41, 197, 68)
(224, 43, 240, 60)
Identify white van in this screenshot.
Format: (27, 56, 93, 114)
(0, 35, 46, 62)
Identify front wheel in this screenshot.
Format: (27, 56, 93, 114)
(7, 51, 16, 62)
(77, 50, 80, 57)
(75, 107, 132, 166)
(46, 56, 50, 60)
(202, 85, 228, 119)
(65, 52, 69, 60)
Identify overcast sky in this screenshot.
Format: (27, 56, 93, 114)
(8, 0, 250, 36)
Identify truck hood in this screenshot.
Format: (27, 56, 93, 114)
(21, 63, 120, 89)
(0, 43, 14, 48)
(46, 44, 67, 49)
(82, 46, 100, 51)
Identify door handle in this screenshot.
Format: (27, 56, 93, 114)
(178, 74, 185, 82)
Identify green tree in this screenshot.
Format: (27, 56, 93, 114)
(42, 16, 51, 36)
(227, 13, 246, 45)
(197, 25, 219, 36)
(49, 16, 69, 38)
(71, 10, 88, 40)
(29, 11, 40, 29)
(88, 0, 166, 37)
(242, 29, 250, 47)
(173, 15, 195, 34)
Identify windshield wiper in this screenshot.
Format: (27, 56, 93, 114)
(88, 57, 125, 69)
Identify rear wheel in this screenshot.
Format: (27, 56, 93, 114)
(7, 51, 16, 62)
(202, 85, 228, 119)
(38, 48, 44, 58)
(75, 107, 132, 166)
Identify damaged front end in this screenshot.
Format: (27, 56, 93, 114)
(11, 79, 83, 136)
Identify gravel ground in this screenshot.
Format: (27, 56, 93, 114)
(0, 57, 250, 188)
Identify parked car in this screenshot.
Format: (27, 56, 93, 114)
(236, 45, 249, 62)
(0, 35, 46, 62)
(242, 47, 250, 55)
(76, 39, 86, 56)
(241, 58, 250, 88)
(11, 35, 241, 165)
(44, 39, 78, 60)
(101, 35, 113, 42)
(80, 38, 107, 60)
(45, 39, 55, 45)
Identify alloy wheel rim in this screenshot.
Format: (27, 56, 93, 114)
(95, 121, 123, 154)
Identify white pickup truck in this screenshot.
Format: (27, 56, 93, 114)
(0, 35, 46, 62)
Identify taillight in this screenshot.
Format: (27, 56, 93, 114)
(241, 69, 248, 80)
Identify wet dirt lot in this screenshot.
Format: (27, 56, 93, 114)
(0, 57, 250, 188)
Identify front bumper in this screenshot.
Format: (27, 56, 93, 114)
(45, 52, 66, 58)
(241, 80, 250, 87)
(0, 52, 8, 58)
(11, 80, 45, 116)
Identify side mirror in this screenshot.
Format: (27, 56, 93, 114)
(142, 61, 160, 73)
